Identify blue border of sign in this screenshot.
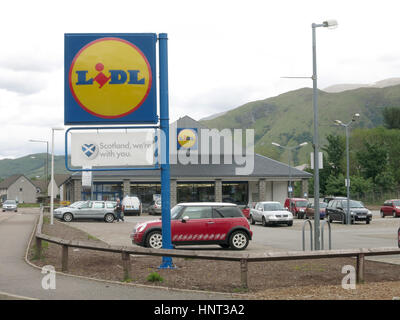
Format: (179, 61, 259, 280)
(64, 126, 160, 172)
(64, 33, 157, 125)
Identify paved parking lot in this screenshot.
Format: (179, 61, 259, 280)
(63, 210, 400, 264)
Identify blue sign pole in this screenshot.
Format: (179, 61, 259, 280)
(158, 33, 174, 269)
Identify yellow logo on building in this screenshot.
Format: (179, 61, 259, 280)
(69, 37, 152, 119)
(177, 128, 197, 149)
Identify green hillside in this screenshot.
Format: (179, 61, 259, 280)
(0, 153, 69, 180)
(201, 85, 400, 164)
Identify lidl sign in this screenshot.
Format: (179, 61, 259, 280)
(65, 33, 157, 124)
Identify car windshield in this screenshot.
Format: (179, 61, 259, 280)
(77, 201, 91, 209)
(344, 200, 364, 208)
(171, 205, 184, 220)
(393, 200, 400, 206)
(319, 202, 328, 208)
(264, 203, 284, 211)
(70, 201, 83, 208)
(295, 201, 308, 207)
(4, 200, 16, 204)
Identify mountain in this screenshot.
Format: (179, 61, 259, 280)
(323, 77, 400, 93)
(200, 84, 400, 165)
(0, 153, 69, 180)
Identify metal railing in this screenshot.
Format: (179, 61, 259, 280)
(34, 210, 400, 289)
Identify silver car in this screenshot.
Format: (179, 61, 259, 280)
(2, 200, 18, 212)
(53, 200, 117, 223)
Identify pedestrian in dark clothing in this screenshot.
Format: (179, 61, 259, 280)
(114, 198, 124, 222)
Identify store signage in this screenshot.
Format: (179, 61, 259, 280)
(65, 33, 157, 124)
(71, 132, 155, 167)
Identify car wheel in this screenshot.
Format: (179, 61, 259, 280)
(262, 216, 268, 227)
(63, 212, 73, 222)
(328, 216, 333, 223)
(104, 213, 115, 223)
(393, 211, 397, 218)
(229, 230, 249, 250)
(146, 231, 163, 249)
(250, 215, 256, 225)
(287, 221, 293, 227)
(381, 211, 385, 218)
(366, 218, 370, 224)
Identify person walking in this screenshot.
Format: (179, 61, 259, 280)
(114, 198, 124, 222)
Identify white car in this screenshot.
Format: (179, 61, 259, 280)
(250, 201, 293, 227)
(2, 199, 18, 212)
(122, 196, 142, 216)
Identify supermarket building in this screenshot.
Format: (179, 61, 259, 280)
(61, 116, 311, 208)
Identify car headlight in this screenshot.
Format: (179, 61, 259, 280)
(350, 211, 355, 215)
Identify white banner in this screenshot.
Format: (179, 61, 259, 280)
(71, 131, 155, 167)
(82, 167, 92, 187)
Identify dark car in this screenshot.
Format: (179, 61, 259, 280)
(380, 199, 400, 218)
(326, 199, 372, 224)
(130, 202, 253, 250)
(305, 202, 327, 219)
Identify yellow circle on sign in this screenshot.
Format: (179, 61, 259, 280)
(69, 38, 152, 118)
(178, 129, 197, 149)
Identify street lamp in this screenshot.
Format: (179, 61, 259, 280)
(272, 142, 308, 198)
(29, 139, 49, 194)
(50, 127, 64, 225)
(334, 113, 360, 225)
(311, 19, 338, 250)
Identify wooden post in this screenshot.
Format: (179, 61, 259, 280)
(61, 245, 69, 272)
(240, 259, 248, 289)
(356, 253, 365, 284)
(121, 252, 131, 281)
(35, 237, 42, 259)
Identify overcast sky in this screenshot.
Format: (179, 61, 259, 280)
(0, 0, 399, 159)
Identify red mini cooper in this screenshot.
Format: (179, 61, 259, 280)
(130, 202, 252, 250)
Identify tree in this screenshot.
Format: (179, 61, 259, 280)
(382, 107, 400, 129)
(355, 141, 389, 183)
(321, 134, 345, 177)
(325, 174, 346, 196)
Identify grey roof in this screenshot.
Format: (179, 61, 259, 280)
(68, 154, 311, 180)
(0, 174, 37, 190)
(0, 174, 24, 189)
(65, 115, 311, 181)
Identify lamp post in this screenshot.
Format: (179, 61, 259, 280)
(50, 127, 64, 225)
(272, 142, 308, 198)
(311, 19, 338, 250)
(29, 139, 49, 194)
(334, 113, 360, 225)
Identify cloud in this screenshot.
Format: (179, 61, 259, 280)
(0, 68, 50, 95)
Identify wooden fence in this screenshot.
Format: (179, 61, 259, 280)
(34, 211, 400, 289)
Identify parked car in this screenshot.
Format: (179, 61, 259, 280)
(68, 201, 87, 208)
(53, 200, 117, 223)
(148, 199, 162, 215)
(250, 201, 293, 226)
(380, 199, 400, 218)
(2, 199, 17, 212)
(284, 198, 308, 219)
(241, 205, 250, 219)
(326, 199, 372, 224)
(130, 202, 253, 250)
(305, 202, 327, 219)
(122, 196, 141, 216)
